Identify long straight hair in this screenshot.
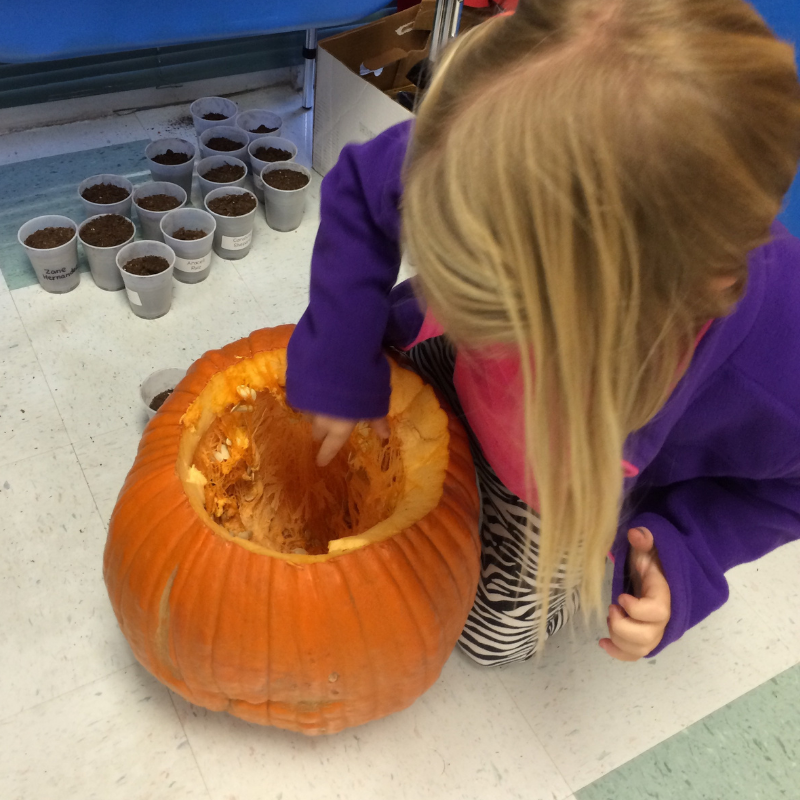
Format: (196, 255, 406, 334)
(403, 0, 800, 629)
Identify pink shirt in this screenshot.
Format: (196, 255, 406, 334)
(408, 313, 713, 508)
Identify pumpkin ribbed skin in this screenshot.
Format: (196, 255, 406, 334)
(104, 326, 481, 734)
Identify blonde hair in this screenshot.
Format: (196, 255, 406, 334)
(402, 0, 800, 633)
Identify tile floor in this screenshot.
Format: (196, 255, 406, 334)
(0, 75, 798, 800)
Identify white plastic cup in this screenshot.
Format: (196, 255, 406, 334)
(160, 208, 216, 284)
(261, 163, 313, 233)
(196, 155, 248, 200)
(78, 174, 134, 220)
(235, 109, 283, 143)
(140, 368, 186, 420)
(198, 126, 249, 165)
(17, 215, 80, 293)
(145, 139, 196, 196)
(133, 182, 187, 241)
(78, 214, 135, 291)
(203, 186, 258, 260)
(190, 97, 238, 136)
(248, 136, 297, 194)
(116, 240, 176, 320)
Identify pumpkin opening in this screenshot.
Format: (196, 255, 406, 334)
(191, 390, 405, 555)
(178, 347, 451, 560)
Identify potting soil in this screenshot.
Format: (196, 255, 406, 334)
(254, 146, 292, 163)
(206, 137, 245, 153)
(81, 183, 130, 204)
(24, 227, 75, 249)
(150, 149, 192, 165)
(136, 194, 182, 212)
(171, 227, 209, 241)
(202, 112, 228, 121)
(249, 124, 279, 134)
(123, 255, 170, 276)
(150, 388, 173, 411)
(202, 164, 246, 183)
(207, 193, 257, 217)
(264, 169, 310, 191)
(79, 215, 134, 247)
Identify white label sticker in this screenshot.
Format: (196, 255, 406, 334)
(221, 231, 253, 250)
(175, 252, 212, 273)
(126, 288, 142, 306)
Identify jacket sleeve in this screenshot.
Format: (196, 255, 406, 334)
(286, 122, 412, 419)
(612, 476, 800, 656)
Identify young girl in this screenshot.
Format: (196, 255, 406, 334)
(286, 0, 800, 666)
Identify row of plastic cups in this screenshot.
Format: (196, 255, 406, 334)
(17, 207, 217, 295)
(189, 96, 282, 139)
(195, 135, 299, 199)
(199, 161, 313, 257)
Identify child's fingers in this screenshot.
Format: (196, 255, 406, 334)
(617, 593, 670, 624)
(607, 605, 658, 648)
(316, 428, 352, 466)
(370, 417, 390, 440)
(598, 637, 641, 662)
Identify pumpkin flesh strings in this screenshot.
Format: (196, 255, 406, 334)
(192, 389, 405, 555)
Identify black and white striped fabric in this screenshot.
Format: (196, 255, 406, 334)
(406, 336, 580, 666)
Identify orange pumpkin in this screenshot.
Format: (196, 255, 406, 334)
(104, 325, 480, 734)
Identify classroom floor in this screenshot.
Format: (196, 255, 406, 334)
(0, 74, 798, 800)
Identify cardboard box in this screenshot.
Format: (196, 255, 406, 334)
(312, 2, 435, 176)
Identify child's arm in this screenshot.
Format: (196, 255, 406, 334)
(611, 476, 800, 655)
(286, 121, 415, 422)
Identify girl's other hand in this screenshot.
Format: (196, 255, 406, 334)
(311, 414, 390, 467)
(599, 527, 671, 662)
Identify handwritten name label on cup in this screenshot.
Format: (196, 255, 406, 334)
(175, 253, 212, 273)
(221, 231, 252, 250)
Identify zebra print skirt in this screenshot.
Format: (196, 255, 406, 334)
(406, 336, 580, 667)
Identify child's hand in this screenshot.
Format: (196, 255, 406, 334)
(599, 527, 671, 662)
(311, 414, 390, 467)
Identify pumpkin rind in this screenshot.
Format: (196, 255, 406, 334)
(103, 325, 480, 734)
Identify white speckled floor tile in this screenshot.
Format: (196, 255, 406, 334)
(0, 290, 72, 462)
(727, 540, 800, 662)
(173, 650, 572, 800)
(232, 173, 321, 326)
(0, 664, 210, 800)
(0, 446, 133, 721)
(0, 113, 148, 167)
(12, 258, 268, 444)
(498, 565, 795, 793)
(73, 424, 144, 527)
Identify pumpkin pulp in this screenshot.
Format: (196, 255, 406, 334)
(177, 347, 451, 561)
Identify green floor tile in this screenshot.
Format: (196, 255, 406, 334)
(0, 140, 151, 290)
(577, 664, 800, 800)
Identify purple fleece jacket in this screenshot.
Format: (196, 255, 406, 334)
(287, 121, 800, 655)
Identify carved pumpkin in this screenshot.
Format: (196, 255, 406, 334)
(104, 326, 480, 734)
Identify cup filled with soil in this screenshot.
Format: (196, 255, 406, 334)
(234, 109, 283, 143)
(145, 138, 196, 196)
(198, 125, 249, 164)
(133, 182, 187, 242)
(190, 96, 238, 135)
(78, 214, 136, 291)
(78, 174, 134, 219)
(261, 163, 313, 232)
(17, 215, 80, 293)
(196, 155, 248, 200)
(140, 367, 186, 420)
(203, 187, 258, 260)
(116, 241, 176, 319)
(160, 208, 217, 284)
(248, 136, 298, 194)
